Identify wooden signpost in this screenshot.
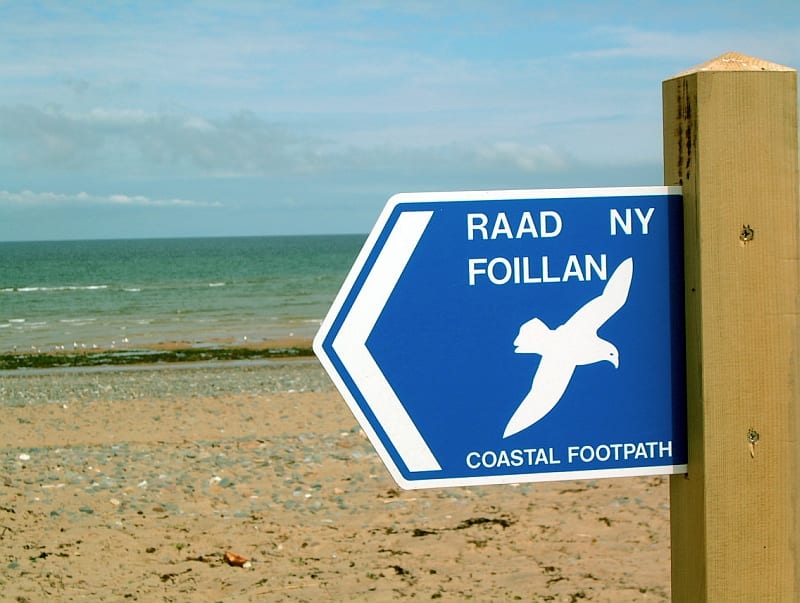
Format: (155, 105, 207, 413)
(663, 52, 799, 601)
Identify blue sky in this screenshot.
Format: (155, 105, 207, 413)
(0, 1, 798, 241)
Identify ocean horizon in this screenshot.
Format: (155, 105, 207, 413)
(0, 234, 364, 355)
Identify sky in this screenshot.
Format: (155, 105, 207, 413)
(0, 1, 798, 241)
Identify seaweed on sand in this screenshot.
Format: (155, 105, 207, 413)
(0, 345, 314, 370)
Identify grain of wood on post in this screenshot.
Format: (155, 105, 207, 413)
(663, 51, 800, 601)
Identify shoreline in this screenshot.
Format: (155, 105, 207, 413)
(0, 337, 314, 370)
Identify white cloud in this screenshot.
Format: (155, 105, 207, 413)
(80, 108, 154, 125)
(0, 189, 222, 208)
(474, 142, 568, 173)
(572, 25, 800, 66)
(0, 104, 322, 176)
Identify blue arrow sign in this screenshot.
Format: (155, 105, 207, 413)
(314, 187, 687, 489)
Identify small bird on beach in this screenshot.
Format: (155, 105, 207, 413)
(504, 257, 634, 438)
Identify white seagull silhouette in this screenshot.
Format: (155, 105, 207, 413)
(503, 257, 634, 438)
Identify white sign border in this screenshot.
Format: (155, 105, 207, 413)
(314, 186, 684, 490)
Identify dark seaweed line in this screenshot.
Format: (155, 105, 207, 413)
(0, 346, 314, 370)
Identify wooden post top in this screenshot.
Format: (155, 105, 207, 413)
(667, 51, 795, 79)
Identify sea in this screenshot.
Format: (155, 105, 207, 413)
(0, 235, 364, 354)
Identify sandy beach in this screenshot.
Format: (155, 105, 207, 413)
(1, 357, 671, 602)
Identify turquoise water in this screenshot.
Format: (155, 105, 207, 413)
(0, 235, 363, 353)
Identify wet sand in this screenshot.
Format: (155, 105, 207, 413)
(1, 359, 671, 602)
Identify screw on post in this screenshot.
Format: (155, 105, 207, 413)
(747, 428, 760, 458)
